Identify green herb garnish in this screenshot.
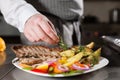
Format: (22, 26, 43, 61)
(59, 36, 68, 50)
(76, 46, 85, 53)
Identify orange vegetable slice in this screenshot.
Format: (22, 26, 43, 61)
(19, 63, 33, 69)
(0, 37, 6, 51)
(36, 63, 49, 70)
(0, 51, 6, 65)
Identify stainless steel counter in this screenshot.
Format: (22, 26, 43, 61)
(1, 44, 120, 80)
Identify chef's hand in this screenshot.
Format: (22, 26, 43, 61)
(23, 13, 59, 44)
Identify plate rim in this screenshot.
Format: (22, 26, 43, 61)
(12, 57, 109, 77)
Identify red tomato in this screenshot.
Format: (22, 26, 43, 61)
(31, 69, 47, 73)
(49, 62, 57, 67)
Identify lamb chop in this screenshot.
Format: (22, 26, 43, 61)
(12, 45, 63, 65)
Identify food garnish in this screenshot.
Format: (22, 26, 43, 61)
(58, 36, 68, 50)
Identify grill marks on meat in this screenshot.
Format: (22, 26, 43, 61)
(19, 57, 43, 65)
(12, 45, 62, 65)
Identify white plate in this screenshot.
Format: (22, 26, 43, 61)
(12, 57, 109, 77)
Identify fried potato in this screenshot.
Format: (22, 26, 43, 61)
(59, 50, 75, 58)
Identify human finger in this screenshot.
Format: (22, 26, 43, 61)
(24, 30, 35, 42)
(38, 19, 59, 43)
(36, 24, 57, 44)
(25, 27, 41, 42)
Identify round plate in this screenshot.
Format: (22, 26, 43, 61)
(12, 57, 109, 77)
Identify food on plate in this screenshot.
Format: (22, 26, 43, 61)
(12, 42, 101, 74)
(63, 52, 83, 67)
(86, 41, 94, 49)
(59, 50, 75, 58)
(12, 46, 62, 65)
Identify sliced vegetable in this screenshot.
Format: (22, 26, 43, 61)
(49, 62, 69, 74)
(72, 62, 90, 70)
(59, 50, 75, 58)
(48, 66, 54, 73)
(63, 52, 83, 66)
(19, 63, 33, 69)
(58, 57, 67, 64)
(87, 48, 101, 66)
(36, 63, 49, 72)
(31, 69, 47, 73)
(53, 64, 69, 74)
(93, 48, 101, 58)
(58, 65, 69, 72)
(83, 47, 93, 56)
(92, 48, 101, 64)
(86, 42, 95, 49)
(72, 46, 93, 56)
(45, 59, 57, 65)
(23, 67, 33, 70)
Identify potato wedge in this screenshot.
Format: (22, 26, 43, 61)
(87, 48, 101, 66)
(59, 50, 75, 58)
(86, 42, 95, 49)
(63, 52, 83, 66)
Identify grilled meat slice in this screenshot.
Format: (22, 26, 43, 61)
(12, 45, 62, 65)
(19, 57, 43, 65)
